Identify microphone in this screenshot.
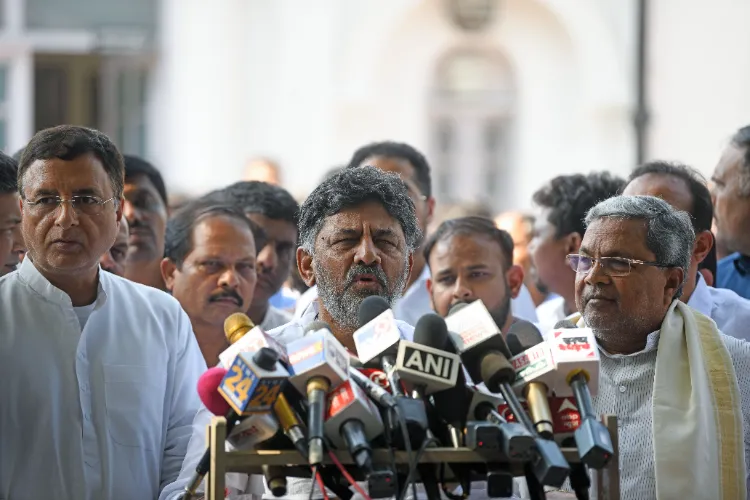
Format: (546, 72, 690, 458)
(348, 367, 397, 409)
(219, 313, 289, 369)
(551, 320, 613, 469)
(444, 301, 514, 380)
(480, 353, 570, 488)
(219, 312, 307, 457)
(506, 321, 554, 438)
(324, 379, 397, 498)
(353, 296, 404, 395)
(465, 387, 536, 460)
(218, 347, 290, 416)
(392, 313, 461, 396)
(179, 367, 242, 498)
(287, 321, 349, 465)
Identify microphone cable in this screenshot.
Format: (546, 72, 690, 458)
(397, 435, 440, 500)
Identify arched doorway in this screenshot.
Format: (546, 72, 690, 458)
(429, 48, 516, 211)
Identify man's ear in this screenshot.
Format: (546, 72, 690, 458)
(115, 197, 124, 223)
(664, 267, 684, 305)
(506, 264, 525, 299)
(699, 268, 715, 287)
(693, 230, 713, 265)
(566, 232, 583, 254)
(160, 258, 177, 291)
(297, 247, 316, 287)
(424, 196, 436, 227)
(426, 277, 437, 312)
(406, 252, 414, 284)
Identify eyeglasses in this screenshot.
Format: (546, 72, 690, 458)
(566, 253, 672, 277)
(23, 195, 116, 217)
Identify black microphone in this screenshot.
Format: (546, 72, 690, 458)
(552, 319, 613, 470)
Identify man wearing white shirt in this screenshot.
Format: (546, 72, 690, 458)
(622, 160, 750, 341)
(294, 141, 539, 324)
(162, 165, 421, 499)
(0, 125, 206, 500)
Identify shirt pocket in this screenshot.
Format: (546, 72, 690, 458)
(103, 363, 164, 451)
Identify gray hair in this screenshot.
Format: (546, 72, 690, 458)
(585, 195, 694, 298)
(297, 166, 421, 255)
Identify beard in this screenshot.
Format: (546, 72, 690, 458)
(449, 280, 513, 329)
(315, 261, 411, 331)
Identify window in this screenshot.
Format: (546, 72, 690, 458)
(0, 66, 9, 151)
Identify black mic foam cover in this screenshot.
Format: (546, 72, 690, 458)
(507, 320, 545, 354)
(357, 296, 391, 327)
(554, 319, 578, 329)
(480, 352, 516, 393)
(413, 313, 449, 349)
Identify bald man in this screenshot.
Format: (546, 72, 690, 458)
(495, 211, 549, 307)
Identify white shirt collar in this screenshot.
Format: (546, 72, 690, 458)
(686, 272, 712, 317)
(17, 257, 108, 309)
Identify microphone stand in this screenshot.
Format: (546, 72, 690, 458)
(524, 464, 547, 500)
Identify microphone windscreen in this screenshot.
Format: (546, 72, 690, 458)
(448, 301, 469, 316)
(305, 321, 332, 334)
(554, 319, 578, 329)
(357, 296, 390, 327)
(480, 352, 515, 393)
(224, 312, 254, 342)
(507, 320, 545, 354)
(198, 366, 231, 416)
(413, 313, 449, 349)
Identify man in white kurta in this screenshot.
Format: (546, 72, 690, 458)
(0, 125, 207, 500)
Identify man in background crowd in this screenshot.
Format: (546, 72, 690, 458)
(0, 152, 24, 276)
(161, 200, 260, 366)
(713, 124, 750, 299)
(99, 217, 129, 276)
(122, 155, 169, 290)
(529, 172, 625, 327)
(208, 181, 298, 329)
(243, 156, 282, 185)
(623, 161, 750, 341)
(0, 125, 204, 499)
(426, 216, 524, 332)
(161, 166, 419, 499)
(571, 195, 750, 499)
(495, 211, 550, 307)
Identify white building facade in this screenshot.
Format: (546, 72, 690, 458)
(2, 0, 749, 209)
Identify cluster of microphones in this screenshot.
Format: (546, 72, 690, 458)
(179, 296, 614, 500)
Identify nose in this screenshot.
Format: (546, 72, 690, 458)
(10, 225, 25, 254)
(122, 200, 140, 223)
(217, 266, 241, 289)
(257, 244, 278, 274)
(583, 259, 610, 286)
(452, 276, 474, 301)
(54, 201, 79, 229)
(353, 236, 380, 267)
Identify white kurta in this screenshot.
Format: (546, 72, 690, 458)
(0, 257, 207, 500)
(687, 272, 750, 342)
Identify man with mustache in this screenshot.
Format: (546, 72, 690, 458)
(206, 181, 298, 329)
(571, 195, 750, 499)
(99, 217, 129, 276)
(425, 216, 524, 333)
(161, 200, 261, 366)
(0, 151, 24, 276)
(122, 155, 169, 290)
(161, 166, 419, 499)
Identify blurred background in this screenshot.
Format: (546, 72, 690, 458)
(1, 0, 749, 209)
